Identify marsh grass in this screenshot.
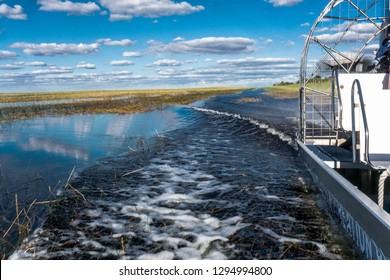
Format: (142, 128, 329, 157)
(0, 166, 89, 259)
(0, 87, 250, 122)
(1, 194, 53, 259)
(263, 80, 332, 99)
(263, 84, 300, 99)
(0, 88, 206, 103)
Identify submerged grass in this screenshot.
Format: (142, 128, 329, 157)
(0, 166, 89, 259)
(0, 87, 250, 122)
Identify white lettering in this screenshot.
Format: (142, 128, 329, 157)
(322, 190, 388, 260)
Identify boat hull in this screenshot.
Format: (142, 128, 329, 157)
(298, 140, 390, 260)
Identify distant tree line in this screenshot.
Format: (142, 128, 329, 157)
(273, 76, 330, 86)
(273, 81, 299, 86)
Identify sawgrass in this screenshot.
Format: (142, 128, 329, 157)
(0, 87, 251, 122)
(263, 84, 300, 99)
(0, 87, 246, 103)
(263, 79, 332, 98)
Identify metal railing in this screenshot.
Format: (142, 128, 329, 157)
(351, 79, 371, 165)
(331, 68, 344, 131)
(299, 68, 342, 144)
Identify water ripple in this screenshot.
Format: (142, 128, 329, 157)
(11, 95, 358, 259)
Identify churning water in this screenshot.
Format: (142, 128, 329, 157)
(2, 89, 359, 259)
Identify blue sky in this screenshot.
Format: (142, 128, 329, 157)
(0, 0, 330, 92)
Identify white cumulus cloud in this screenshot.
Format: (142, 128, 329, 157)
(147, 59, 183, 67)
(123, 51, 142, 57)
(38, 0, 100, 15)
(23, 61, 47, 67)
(97, 38, 135, 46)
(12, 61, 47, 67)
(9, 42, 100, 56)
(32, 66, 73, 75)
(0, 50, 18, 60)
(157, 68, 177, 75)
(77, 61, 96, 69)
(150, 37, 256, 54)
(0, 64, 23, 70)
(265, 0, 303, 7)
(217, 57, 297, 67)
(99, 0, 204, 21)
(110, 60, 134, 66)
(314, 31, 374, 44)
(0, 4, 27, 20)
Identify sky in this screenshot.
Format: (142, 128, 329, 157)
(0, 0, 331, 92)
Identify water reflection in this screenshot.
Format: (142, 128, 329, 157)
(20, 137, 89, 161)
(0, 106, 192, 249)
(1, 107, 186, 166)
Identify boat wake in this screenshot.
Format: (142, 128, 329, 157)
(9, 90, 359, 260)
(191, 106, 296, 148)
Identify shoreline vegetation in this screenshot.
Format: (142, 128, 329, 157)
(263, 81, 299, 99)
(0, 87, 252, 122)
(0, 83, 309, 122)
(263, 84, 299, 99)
(0, 77, 331, 123)
(263, 77, 332, 99)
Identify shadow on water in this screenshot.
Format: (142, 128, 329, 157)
(2, 89, 361, 259)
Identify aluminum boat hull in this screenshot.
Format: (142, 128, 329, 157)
(298, 140, 390, 260)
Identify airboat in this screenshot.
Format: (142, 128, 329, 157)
(299, 0, 390, 259)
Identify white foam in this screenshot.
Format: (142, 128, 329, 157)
(257, 226, 342, 259)
(263, 195, 282, 200)
(219, 225, 243, 237)
(222, 216, 243, 225)
(10, 138, 253, 260)
(151, 234, 191, 250)
(195, 235, 228, 255)
(137, 251, 175, 260)
(266, 214, 296, 222)
(87, 208, 102, 218)
(150, 193, 199, 204)
(192, 106, 295, 147)
(112, 232, 136, 239)
(203, 217, 221, 229)
(176, 247, 202, 260)
(81, 239, 105, 250)
(205, 250, 228, 260)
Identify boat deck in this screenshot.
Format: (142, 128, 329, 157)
(305, 145, 366, 169)
(304, 144, 390, 212)
(306, 144, 390, 171)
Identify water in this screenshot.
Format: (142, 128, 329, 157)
(0, 107, 192, 253)
(1, 89, 359, 259)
